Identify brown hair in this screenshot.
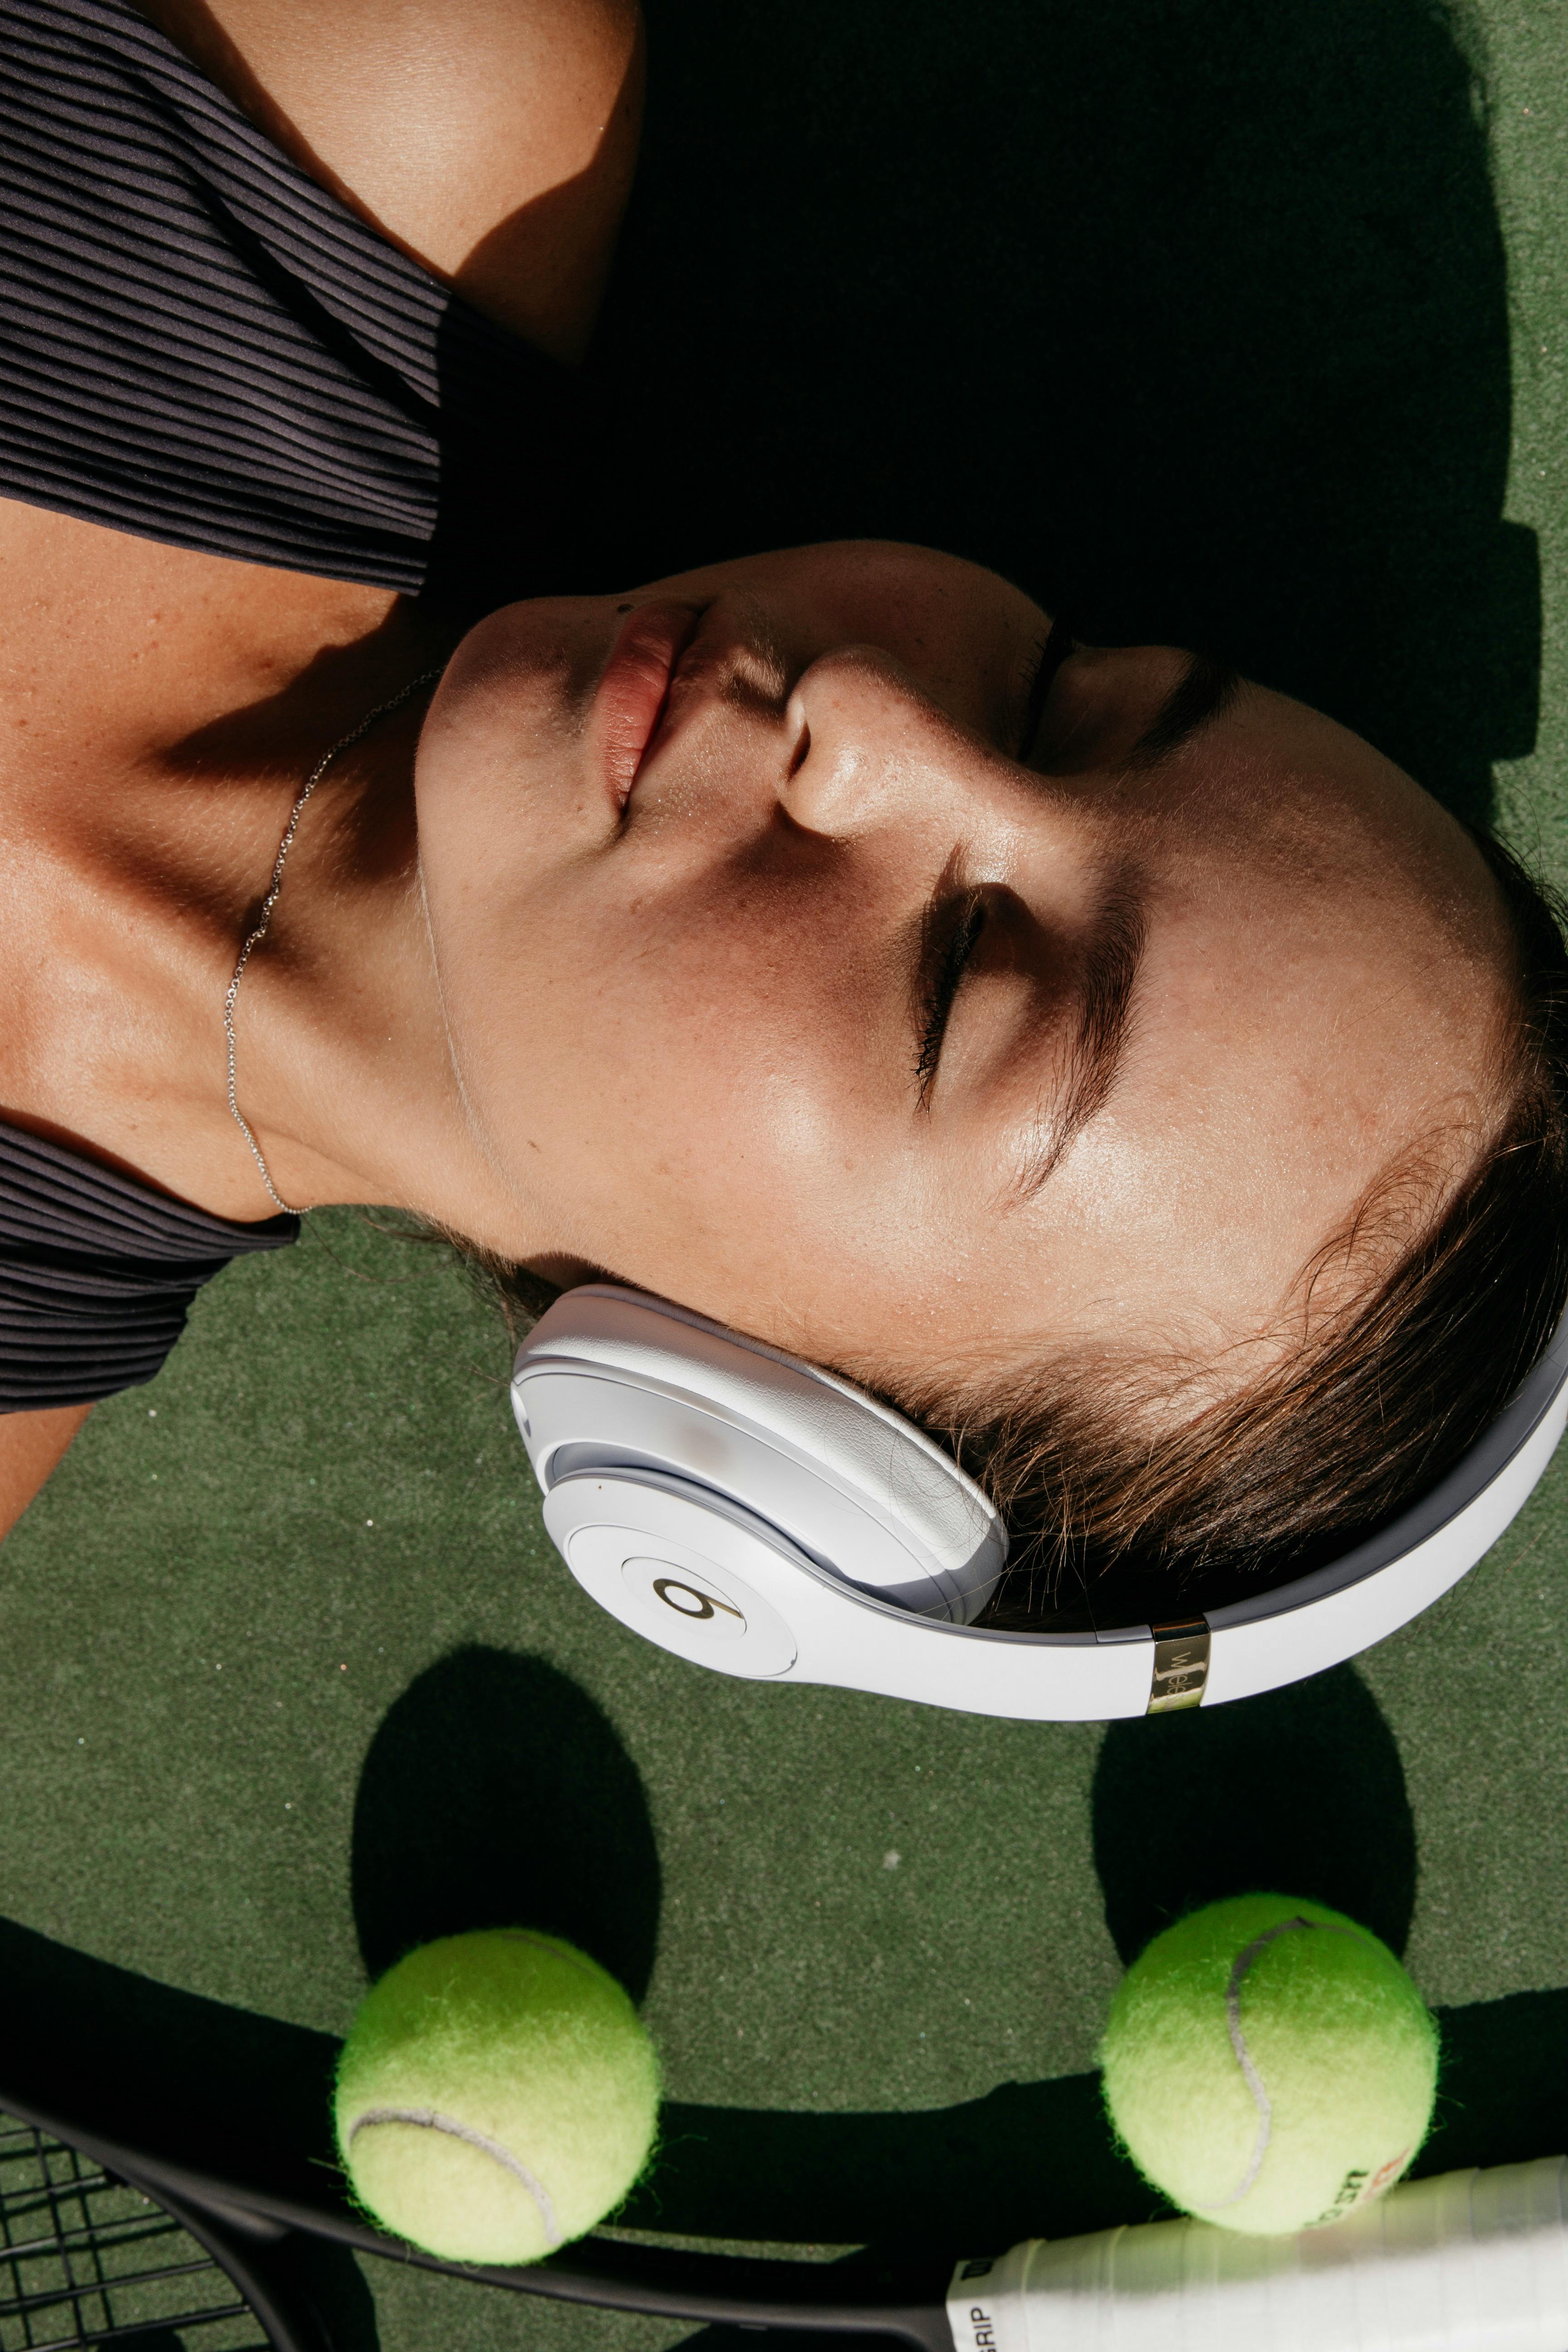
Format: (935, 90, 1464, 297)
(476, 838, 1568, 1631)
(910, 828, 1568, 1630)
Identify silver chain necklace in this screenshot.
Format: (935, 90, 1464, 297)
(224, 667, 442, 1217)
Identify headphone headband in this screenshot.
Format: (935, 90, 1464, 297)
(512, 1289, 1568, 1719)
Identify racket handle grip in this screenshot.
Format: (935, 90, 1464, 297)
(947, 2158, 1568, 2352)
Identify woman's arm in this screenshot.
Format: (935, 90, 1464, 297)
(0, 1405, 91, 1544)
(135, 0, 645, 362)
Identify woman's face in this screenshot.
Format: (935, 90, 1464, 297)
(415, 542, 1514, 1398)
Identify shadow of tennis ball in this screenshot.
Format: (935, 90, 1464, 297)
(350, 1647, 661, 1999)
(1091, 1663, 1416, 1964)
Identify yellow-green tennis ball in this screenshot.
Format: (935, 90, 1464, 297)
(1100, 1892, 1438, 2236)
(334, 1929, 660, 2264)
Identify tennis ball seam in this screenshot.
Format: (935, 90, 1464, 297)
(349, 2106, 562, 2248)
(1203, 1913, 1382, 2216)
(495, 1930, 600, 1982)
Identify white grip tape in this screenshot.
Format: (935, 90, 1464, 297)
(947, 2159, 1568, 2352)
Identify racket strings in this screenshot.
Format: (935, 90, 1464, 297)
(0, 2110, 265, 2350)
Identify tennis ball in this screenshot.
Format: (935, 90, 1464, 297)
(1100, 1892, 1438, 2236)
(334, 1929, 660, 2264)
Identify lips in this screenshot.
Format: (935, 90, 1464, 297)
(597, 601, 704, 811)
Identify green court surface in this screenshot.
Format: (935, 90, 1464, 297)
(3, 0, 1568, 2345)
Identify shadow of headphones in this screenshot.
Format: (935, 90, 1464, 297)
(513, 1285, 1568, 1720)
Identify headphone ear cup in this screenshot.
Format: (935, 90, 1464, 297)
(513, 1285, 1007, 1623)
(543, 1469, 804, 1677)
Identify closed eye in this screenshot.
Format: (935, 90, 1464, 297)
(1016, 620, 1077, 760)
(915, 893, 986, 1103)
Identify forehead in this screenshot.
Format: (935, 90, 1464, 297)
(1138, 683, 1496, 911)
(1014, 689, 1514, 1343)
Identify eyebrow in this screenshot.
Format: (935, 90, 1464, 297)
(1130, 650, 1242, 764)
(1009, 654, 1234, 1196)
(1017, 882, 1147, 1196)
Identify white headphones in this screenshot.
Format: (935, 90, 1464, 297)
(512, 1284, 1568, 1720)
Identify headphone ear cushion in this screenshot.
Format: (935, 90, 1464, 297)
(513, 1285, 1007, 1623)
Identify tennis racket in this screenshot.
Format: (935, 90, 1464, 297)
(951, 2157, 1568, 2352)
(0, 2107, 334, 2352)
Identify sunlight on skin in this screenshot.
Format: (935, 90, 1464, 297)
(133, 0, 645, 359)
(415, 542, 1515, 1402)
(0, 1403, 89, 1544)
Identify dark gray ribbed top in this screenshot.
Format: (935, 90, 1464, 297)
(0, 0, 572, 589)
(0, 1120, 296, 1411)
(0, 0, 567, 1408)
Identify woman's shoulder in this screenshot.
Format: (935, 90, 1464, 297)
(134, 0, 643, 362)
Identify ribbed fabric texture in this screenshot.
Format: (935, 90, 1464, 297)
(0, 0, 564, 589)
(0, 0, 583, 1406)
(0, 1120, 297, 1410)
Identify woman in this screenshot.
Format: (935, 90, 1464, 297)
(0, 0, 1562, 1625)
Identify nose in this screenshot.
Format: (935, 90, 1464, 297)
(780, 646, 990, 840)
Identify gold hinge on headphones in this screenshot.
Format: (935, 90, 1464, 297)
(1147, 1620, 1210, 1714)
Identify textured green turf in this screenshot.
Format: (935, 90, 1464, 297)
(2, 0, 1566, 2346)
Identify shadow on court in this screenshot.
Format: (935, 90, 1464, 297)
(0, 1918, 374, 2351)
(580, 0, 1533, 825)
(2, 1893, 1563, 2255)
(625, 1663, 1561, 2246)
(1092, 1662, 1420, 1963)
(4, 1655, 1566, 2271)
(350, 1645, 662, 1999)
(628, 1981, 1568, 2249)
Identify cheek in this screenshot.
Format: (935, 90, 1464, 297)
(417, 726, 589, 899)
(485, 863, 897, 1221)
(572, 877, 880, 1145)
(414, 614, 608, 894)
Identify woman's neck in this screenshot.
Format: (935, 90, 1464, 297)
(0, 499, 539, 1255)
